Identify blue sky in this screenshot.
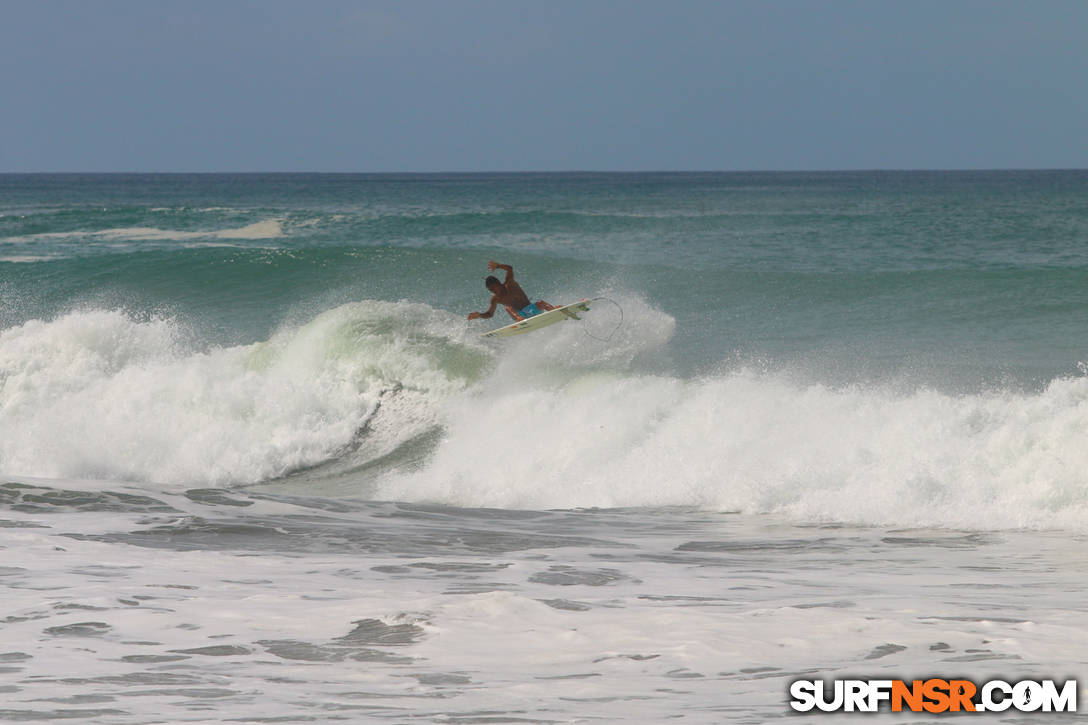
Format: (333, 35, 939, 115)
(3, 0, 1086, 171)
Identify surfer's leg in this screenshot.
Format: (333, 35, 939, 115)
(536, 300, 556, 311)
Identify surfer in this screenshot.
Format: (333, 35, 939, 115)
(467, 260, 556, 321)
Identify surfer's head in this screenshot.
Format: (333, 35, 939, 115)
(485, 276, 502, 292)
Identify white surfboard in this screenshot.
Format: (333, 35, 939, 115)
(481, 300, 591, 338)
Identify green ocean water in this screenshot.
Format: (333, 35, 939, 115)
(3, 171, 1087, 386)
(3, 171, 1088, 506)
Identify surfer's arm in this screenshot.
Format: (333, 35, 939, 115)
(468, 296, 499, 320)
(488, 260, 514, 283)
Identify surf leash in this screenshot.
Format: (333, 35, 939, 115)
(581, 296, 624, 342)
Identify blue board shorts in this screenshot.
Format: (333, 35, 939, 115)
(519, 303, 542, 319)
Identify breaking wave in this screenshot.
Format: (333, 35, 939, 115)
(3, 297, 1088, 530)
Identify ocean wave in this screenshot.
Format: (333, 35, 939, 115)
(5, 297, 1088, 531)
(378, 364, 1088, 530)
(3, 219, 284, 245)
(0, 255, 55, 263)
(0, 303, 489, 486)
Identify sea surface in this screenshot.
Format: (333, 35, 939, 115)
(2, 171, 1088, 723)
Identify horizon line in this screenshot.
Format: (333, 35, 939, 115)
(2, 167, 1086, 175)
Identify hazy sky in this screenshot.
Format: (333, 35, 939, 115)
(3, 0, 1086, 172)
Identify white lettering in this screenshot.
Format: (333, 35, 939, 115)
(1040, 680, 1077, 712)
(981, 680, 1012, 712)
(1013, 680, 1043, 712)
(816, 680, 844, 712)
(844, 680, 869, 712)
(867, 680, 893, 710)
(789, 680, 817, 712)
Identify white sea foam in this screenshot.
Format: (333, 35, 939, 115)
(4, 298, 1088, 531)
(0, 303, 485, 485)
(0, 255, 55, 263)
(378, 365, 1088, 530)
(92, 218, 286, 240)
(373, 295, 1088, 531)
(2, 219, 284, 245)
(4, 301, 1088, 724)
(2, 481, 1084, 724)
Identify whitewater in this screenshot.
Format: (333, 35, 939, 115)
(5, 300, 1088, 529)
(2, 172, 1088, 722)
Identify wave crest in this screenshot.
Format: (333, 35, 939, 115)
(0, 303, 489, 485)
(378, 367, 1088, 530)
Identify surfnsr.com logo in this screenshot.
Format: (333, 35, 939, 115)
(789, 678, 1077, 713)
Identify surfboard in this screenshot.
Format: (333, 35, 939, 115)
(481, 300, 591, 338)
